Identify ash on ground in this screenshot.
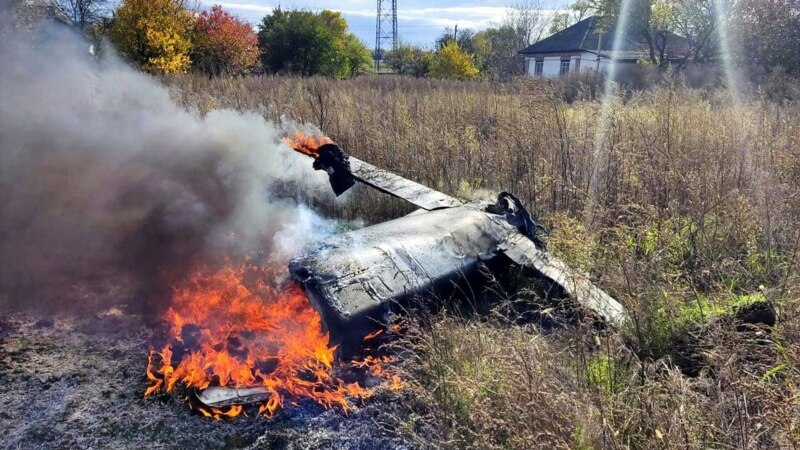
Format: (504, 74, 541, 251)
(0, 275, 429, 450)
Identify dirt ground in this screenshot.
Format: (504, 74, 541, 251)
(0, 276, 424, 450)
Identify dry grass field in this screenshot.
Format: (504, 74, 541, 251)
(167, 74, 800, 449)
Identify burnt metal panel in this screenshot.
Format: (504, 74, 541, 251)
(309, 143, 461, 210)
(290, 204, 512, 352)
(348, 157, 463, 211)
(196, 386, 271, 408)
(499, 233, 630, 328)
(291, 199, 630, 354)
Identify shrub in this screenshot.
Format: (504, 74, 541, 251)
(429, 42, 480, 80)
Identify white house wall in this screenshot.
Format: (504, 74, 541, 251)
(525, 52, 617, 78)
(575, 52, 615, 73)
(542, 57, 561, 77)
(575, 52, 596, 72)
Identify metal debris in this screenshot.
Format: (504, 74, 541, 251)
(195, 386, 271, 408)
(314, 143, 462, 210)
(195, 140, 630, 408)
(284, 141, 630, 355)
(498, 233, 629, 328)
(348, 157, 463, 210)
(289, 191, 629, 354)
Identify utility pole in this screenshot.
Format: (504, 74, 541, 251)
(374, 0, 398, 72)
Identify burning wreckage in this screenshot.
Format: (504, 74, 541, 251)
(189, 134, 630, 411)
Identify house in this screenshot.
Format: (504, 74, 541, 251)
(518, 16, 689, 78)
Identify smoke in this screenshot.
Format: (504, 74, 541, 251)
(0, 23, 334, 313)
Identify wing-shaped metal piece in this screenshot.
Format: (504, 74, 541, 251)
(290, 139, 462, 210)
(499, 233, 630, 329)
(348, 156, 462, 210)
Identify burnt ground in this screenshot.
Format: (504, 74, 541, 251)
(0, 276, 430, 450)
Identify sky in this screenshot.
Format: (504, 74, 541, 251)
(202, 0, 567, 48)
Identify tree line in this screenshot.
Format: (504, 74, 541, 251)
(7, 0, 800, 79)
(8, 0, 373, 77)
(110, 0, 374, 77)
(7, 0, 544, 80)
(105, 0, 529, 80)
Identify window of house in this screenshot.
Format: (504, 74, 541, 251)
(534, 60, 543, 76)
(560, 59, 570, 75)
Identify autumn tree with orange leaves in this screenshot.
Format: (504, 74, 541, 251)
(192, 5, 259, 76)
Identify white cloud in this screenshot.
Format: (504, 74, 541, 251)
(201, 1, 274, 13)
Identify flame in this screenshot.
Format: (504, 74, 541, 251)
(363, 329, 383, 341)
(145, 263, 401, 419)
(283, 132, 332, 158)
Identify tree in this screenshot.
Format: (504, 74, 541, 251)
(736, 0, 800, 75)
(429, 42, 480, 80)
(640, 0, 682, 66)
(383, 44, 433, 76)
(192, 5, 259, 76)
(341, 33, 373, 77)
(548, 12, 572, 34)
(109, 0, 193, 74)
(576, 0, 682, 67)
(453, 0, 548, 79)
(548, 1, 591, 34)
(669, 0, 718, 62)
(505, 0, 547, 47)
(474, 25, 527, 79)
(430, 1, 545, 80)
(5, 0, 71, 32)
(436, 27, 479, 55)
(54, 0, 107, 31)
(257, 9, 369, 77)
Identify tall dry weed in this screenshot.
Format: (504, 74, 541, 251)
(168, 74, 800, 448)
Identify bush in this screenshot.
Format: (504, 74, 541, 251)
(383, 44, 433, 77)
(429, 42, 480, 80)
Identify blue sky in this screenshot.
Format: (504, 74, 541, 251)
(202, 0, 566, 48)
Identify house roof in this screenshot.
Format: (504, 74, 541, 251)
(518, 16, 689, 60)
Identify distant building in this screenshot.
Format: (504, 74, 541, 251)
(518, 16, 689, 78)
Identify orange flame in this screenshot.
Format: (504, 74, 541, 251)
(283, 132, 332, 158)
(145, 263, 401, 419)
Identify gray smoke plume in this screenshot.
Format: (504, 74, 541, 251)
(0, 23, 335, 313)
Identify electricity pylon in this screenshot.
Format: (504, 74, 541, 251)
(374, 0, 397, 72)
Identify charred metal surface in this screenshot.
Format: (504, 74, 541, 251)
(293, 140, 629, 354)
(348, 157, 463, 210)
(196, 386, 271, 408)
(314, 144, 355, 196)
(309, 142, 462, 210)
(499, 233, 629, 328)
(290, 203, 630, 354)
(290, 204, 510, 354)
